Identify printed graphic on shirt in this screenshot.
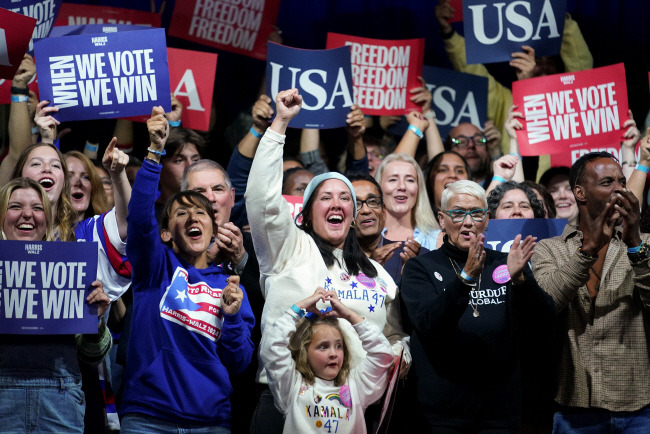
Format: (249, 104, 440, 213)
(298, 383, 352, 432)
(469, 285, 507, 307)
(324, 273, 386, 313)
(159, 267, 224, 341)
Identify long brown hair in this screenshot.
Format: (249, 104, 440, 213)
(12, 143, 76, 241)
(65, 151, 109, 220)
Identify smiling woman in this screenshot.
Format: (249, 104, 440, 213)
(65, 151, 109, 223)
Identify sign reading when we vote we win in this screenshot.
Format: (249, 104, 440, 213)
(0, 240, 98, 334)
(513, 63, 629, 167)
(1, 0, 62, 53)
(266, 43, 354, 129)
(34, 28, 171, 122)
(326, 33, 424, 116)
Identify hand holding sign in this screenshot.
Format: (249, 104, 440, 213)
(346, 104, 366, 140)
(86, 280, 110, 319)
(409, 76, 433, 113)
(506, 234, 536, 284)
(252, 94, 273, 131)
(510, 46, 536, 81)
(167, 95, 183, 124)
(435, 0, 455, 35)
(34, 100, 60, 144)
(221, 275, 243, 316)
(12, 54, 36, 88)
(147, 106, 169, 150)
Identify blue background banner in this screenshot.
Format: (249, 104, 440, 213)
(0, 0, 62, 53)
(266, 42, 354, 129)
(484, 218, 567, 252)
(34, 28, 171, 122)
(463, 0, 566, 64)
(0, 240, 99, 335)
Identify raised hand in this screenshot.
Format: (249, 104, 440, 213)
(409, 76, 433, 113)
(492, 154, 519, 182)
(221, 275, 243, 316)
(295, 287, 329, 316)
(346, 104, 366, 139)
(12, 54, 36, 88)
(252, 94, 273, 132)
(167, 95, 183, 123)
(507, 234, 536, 284)
(102, 137, 129, 175)
(511, 45, 536, 80)
(146, 106, 169, 150)
(463, 232, 486, 279)
(324, 290, 363, 325)
(505, 105, 524, 140)
(34, 101, 60, 144)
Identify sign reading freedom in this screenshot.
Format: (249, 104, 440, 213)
(266, 43, 354, 129)
(0, 240, 98, 334)
(513, 63, 628, 166)
(1, 0, 62, 52)
(169, 0, 281, 61)
(34, 28, 171, 122)
(326, 33, 424, 116)
(0, 8, 37, 79)
(463, 0, 565, 65)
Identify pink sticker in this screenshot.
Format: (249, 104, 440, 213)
(339, 385, 352, 408)
(492, 264, 511, 284)
(356, 273, 376, 289)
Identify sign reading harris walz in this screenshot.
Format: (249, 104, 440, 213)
(34, 28, 171, 122)
(0, 240, 98, 335)
(463, 0, 565, 64)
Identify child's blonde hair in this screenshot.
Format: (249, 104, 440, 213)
(288, 316, 351, 387)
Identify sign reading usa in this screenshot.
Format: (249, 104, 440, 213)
(266, 42, 354, 129)
(34, 28, 171, 122)
(463, 0, 565, 64)
(422, 65, 488, 139)
(327, 33, 424, 116)
(1, 0, 62, 53)
(0, 8, 37, 79)
(0, 240, 98, 334)
(513, 63, 628, 165)
(169, 0, 281, 61)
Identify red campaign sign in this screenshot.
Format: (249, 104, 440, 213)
(0, 8, 37, 79)
(448, 0, 464, 23)
(513, 63, 628, 167)
(168, 0, 281, 61)
(54, 3, 161, 27)
(282, 195, 303, 222)
(126, 48, 217, 131)
(326, 33, 424, 116)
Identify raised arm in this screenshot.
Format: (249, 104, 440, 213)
(620, 110, 640, 181)
(628, 127, 650, 207)
(344, 104, 370, 173)
(0, 55, 37, 185)
(102, 137, 130, 241)
(394, 111, 429, 156)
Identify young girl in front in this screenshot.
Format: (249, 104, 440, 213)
(260, 287, 394, 433)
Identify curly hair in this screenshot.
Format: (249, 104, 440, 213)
(13, 144, 76, 241)
(288, 316, 351, 387)
(487, 181, 545, 219)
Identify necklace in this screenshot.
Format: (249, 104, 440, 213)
(448, 257, 481, 318)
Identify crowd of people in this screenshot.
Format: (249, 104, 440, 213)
(2, 1, 650, 433)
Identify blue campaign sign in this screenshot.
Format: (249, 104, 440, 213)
(0, 0, 63, 53)
(49, 24, 151, 37)
(485, 218, 567, 253)
(34, 28, 171, 122)
(0, 240, 99, 335)
(463, 0, 566, 65)
(266, 42, 354, 129)
(386, 65, 488, 139)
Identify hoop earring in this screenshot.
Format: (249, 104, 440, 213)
(350, 221, 356, 229)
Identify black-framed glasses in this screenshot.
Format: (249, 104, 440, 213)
(443, 208, 488, 223)
(451, 134, 487, 150)
(356, 197, 383, 210)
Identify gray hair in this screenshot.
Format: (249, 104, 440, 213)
(440, 180, 487, 211)
(181, 159, 232, 191)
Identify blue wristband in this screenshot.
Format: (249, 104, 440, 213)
(10, 95, 29, 103)
(249, 126, 263, 138)
(168, 120, 181, 128)
(460, 269, 476, 282)
(508, 152, 520, 158)
(147, 147, 166, 156)
(31, 126, 39, 135)
(493, 175, 506, 183)
(628, 242, 644, 254)
(290, 304, 305, 318)
(408, 124, 424, 139)
(636, 164, 650, 174)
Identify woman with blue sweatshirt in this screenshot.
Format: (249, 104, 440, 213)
(120, 107, 255, 433)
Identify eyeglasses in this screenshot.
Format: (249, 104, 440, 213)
(451, 134, 487, 150)
(368, 151, 385, 160)
(443, 208, 488, 223)
(356, 197, 383, 210)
